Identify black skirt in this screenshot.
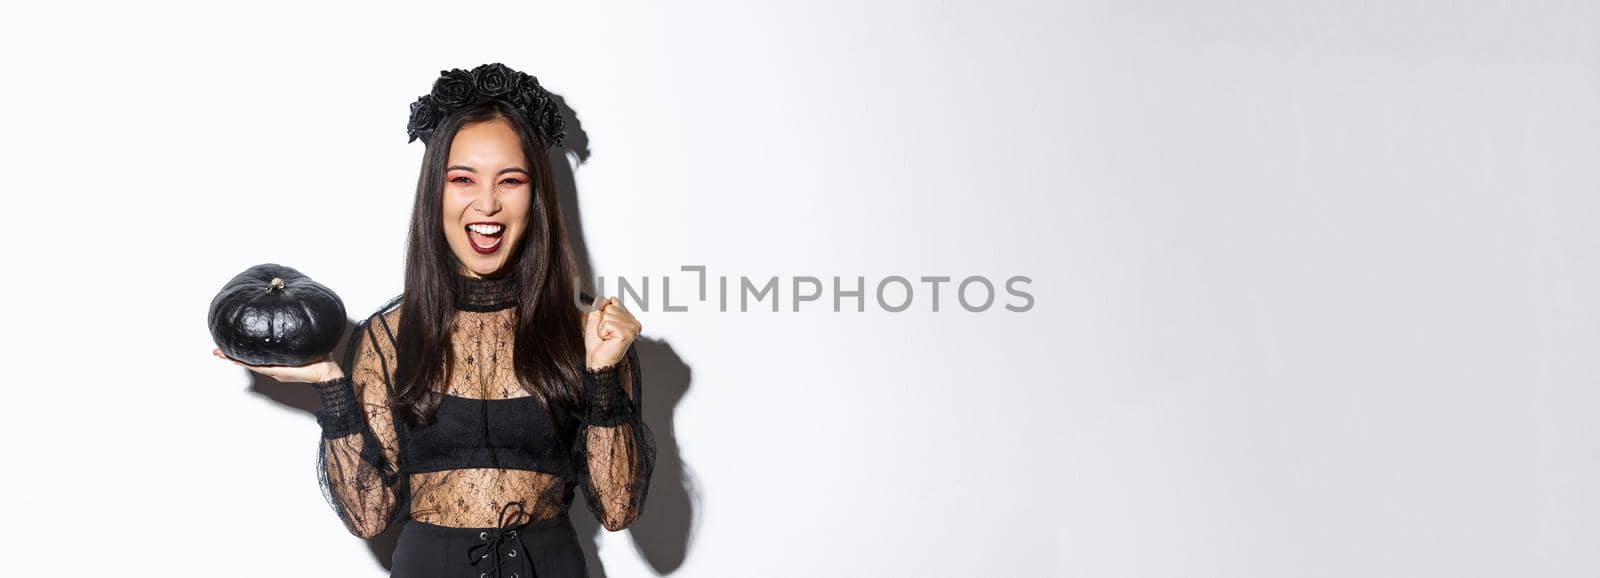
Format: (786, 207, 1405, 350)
(391, 512, 587, 578)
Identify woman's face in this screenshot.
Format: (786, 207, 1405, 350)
(441, 117, 533, 278)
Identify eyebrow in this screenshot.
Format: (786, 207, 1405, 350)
(445, 165, 530, 176)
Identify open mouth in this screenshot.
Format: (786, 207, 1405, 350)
(466, 223, 505, 254)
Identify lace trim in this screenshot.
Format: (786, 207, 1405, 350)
(453, 270, 519, 312)
(582, 363, 634, 426)
(312, 376, 362, 439)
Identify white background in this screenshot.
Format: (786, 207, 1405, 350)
(2, 1, 1596, 576)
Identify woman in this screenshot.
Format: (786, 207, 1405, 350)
(213, 63, 655, 578)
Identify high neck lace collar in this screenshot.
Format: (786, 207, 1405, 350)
(453, 270, 519, 312)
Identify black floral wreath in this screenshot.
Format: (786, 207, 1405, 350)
(405, 63, 566, 148)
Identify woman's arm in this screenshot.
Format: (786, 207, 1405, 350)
(574, 343, 657, 531)
(313, 312, 407, 539)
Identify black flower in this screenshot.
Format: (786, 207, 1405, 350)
(509, 76, 546, 112)
(430, 68, 475, 107)
(472, 63, 514, 97)
(540, 105, 567, 147)
(408, 64, 566, 148)
(406, 95, 441, 143)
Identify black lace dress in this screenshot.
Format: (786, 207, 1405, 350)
(310, 271, 655, 578)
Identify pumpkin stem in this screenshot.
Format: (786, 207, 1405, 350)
(269, 277, 285, 292)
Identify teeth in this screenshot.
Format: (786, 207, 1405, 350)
(467, 224, 504, 235)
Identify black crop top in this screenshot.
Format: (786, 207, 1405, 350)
(405, 393, 572, 475)
(308, 270, 655, 538)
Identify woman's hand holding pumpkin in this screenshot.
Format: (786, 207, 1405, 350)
(583, 296, 641, 372)
(213, 348, 344, 384)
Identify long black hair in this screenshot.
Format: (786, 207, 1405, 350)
(391, 99, 586, 428)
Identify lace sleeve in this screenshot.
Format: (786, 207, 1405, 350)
(572, 343, 657, 531)
(312, 312, 407, 539)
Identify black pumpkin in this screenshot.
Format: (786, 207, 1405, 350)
(208, 263, 347, 366)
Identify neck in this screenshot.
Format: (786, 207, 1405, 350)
(453, 267, 519, 312)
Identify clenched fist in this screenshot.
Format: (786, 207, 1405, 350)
(583, 295, 641, 371)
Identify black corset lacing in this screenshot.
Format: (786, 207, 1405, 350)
(467, 501, 535, 578)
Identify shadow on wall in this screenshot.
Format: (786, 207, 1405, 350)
(244, 94, 699, 577)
